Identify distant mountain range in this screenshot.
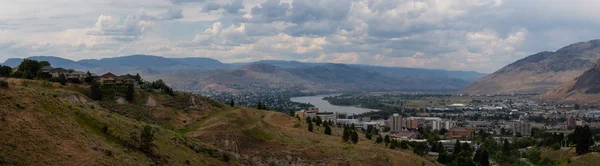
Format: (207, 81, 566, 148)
(462, 39, 600, 94)
(2, 55, 486, 92)
(197, 63, 470, 93)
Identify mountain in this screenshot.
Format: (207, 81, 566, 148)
(79, 55, 182, 68)
(463, 39, 600, 94)
(0, 78, 435, 165)
(169, 57, 231, 69)
(2, 56, 88, 70)
(199, 63, 318, 92)
(539, 59, 600, 104)
(2, 55, 482, 92)
(357, 65, 487, 82)
(198, 63, 470, 93)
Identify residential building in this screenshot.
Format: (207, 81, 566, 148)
(448, 127, 473, 139)
(99, 72, 117, 84)
(391, 113, 402, 131)
(512, 121, 532, 136)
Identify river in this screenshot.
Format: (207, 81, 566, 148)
(290, 94, 380, 115)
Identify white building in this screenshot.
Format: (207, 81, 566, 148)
(391, 113, 402, 131)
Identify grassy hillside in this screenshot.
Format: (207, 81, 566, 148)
(0, 78, 436, 165)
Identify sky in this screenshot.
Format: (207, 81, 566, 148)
(1, 0, 600, 73)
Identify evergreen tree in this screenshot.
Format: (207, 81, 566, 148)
(365, 131, 372, 140)
(305, 116, 312, 124)
(480, 150, 490, 166)
(384, 135, 390, 145)
(308, 122, 314, 132)
(438, 150, 449, 164)
(453, 140, 462, 155)
(324, 124, 332, 135)
(462, 142, 472, 153)
(140, 125, 156, 153)
(431, 142, 439, 152)
(376, 135, 383, 144)
(351, 131, 359, 144)
(572, 125, 593, 155)
(229, 98, 235, 107)
(503, 139, 510, 154)
(400, 140, 409, 149)
(125, 83, 135, 101)
(90, 83, 103, 101)
(473, 149, 481, 163)
(315, 116, 322, 126)
(134, 73, 142, 82)
(342, 128, 350, 142)
(84, 71, 94, 84)
(58, 74, 66, 85)
(256, 102, 263, 110)
(437, 142, 444, 153)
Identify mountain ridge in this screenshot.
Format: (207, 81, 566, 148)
(2, 55, 485, 92)
(462, 39, 600, 94)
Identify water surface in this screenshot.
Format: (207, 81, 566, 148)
(290, 94, 379, 115)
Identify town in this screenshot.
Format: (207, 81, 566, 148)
(293, 93, 600, 165)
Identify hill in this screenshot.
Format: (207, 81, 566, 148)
(197, 63, 470, 93)
(199, 63, 319, 92)
(0, 78, 436, 165)
(462, 39, 600, 94)
(539, 59, 600, 104)
(2, 55, 484, 92)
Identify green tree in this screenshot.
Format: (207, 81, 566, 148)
(351, 131, 359, 144)
(229, 98, 235, 107)
(90, 83, 103, 101)
(502, 139, 510, 155)
(134, 73, 142, 82)
(140, 125, 156, 153)
(38, 61, 50, 67)
(571, 125, 593, 155)
(413, 142, 428, 156)
(400, 140, 409, 149)
(384, 135, 390, 145)
(305, 117, 312, 124)
(308, 122, 314, 132)
(376, 135, 383, 144)
(343, 128, 350, 142)
(480, 150, 490, 166)
(453, 140, 462, 155)
(84, 71, 94, 84)
(58, 74, 66, 85)
(17, 59, 42, 79)
(324, 124, 332, 135)
(315, 116, 322, 126)
(126, 83, 135, 101)
(0, 65, 12, 77)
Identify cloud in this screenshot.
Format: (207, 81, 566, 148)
(86, 8, 183, 41)
(4, 0, 600, 73)
(168, 0, 206, 4)
(202, 0, 245, 14)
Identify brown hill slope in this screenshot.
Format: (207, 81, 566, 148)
(539, 59, 600, 104)
(0, 78, 436, 165)
(462, 39, 600, 94)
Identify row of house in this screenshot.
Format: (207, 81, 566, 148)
(40, 66, 138, 84)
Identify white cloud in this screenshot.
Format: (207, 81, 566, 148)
(2, 0, 600, 73)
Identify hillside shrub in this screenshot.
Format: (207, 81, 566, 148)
(0, 79, 8, 88)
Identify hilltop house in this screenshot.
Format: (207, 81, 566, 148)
(99, 72, 117, 84)
(98, 72, 138, 84)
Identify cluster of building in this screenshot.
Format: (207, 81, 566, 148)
(40, 66, 138, 84)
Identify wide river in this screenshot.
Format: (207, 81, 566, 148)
(290, 94, 380, 115)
